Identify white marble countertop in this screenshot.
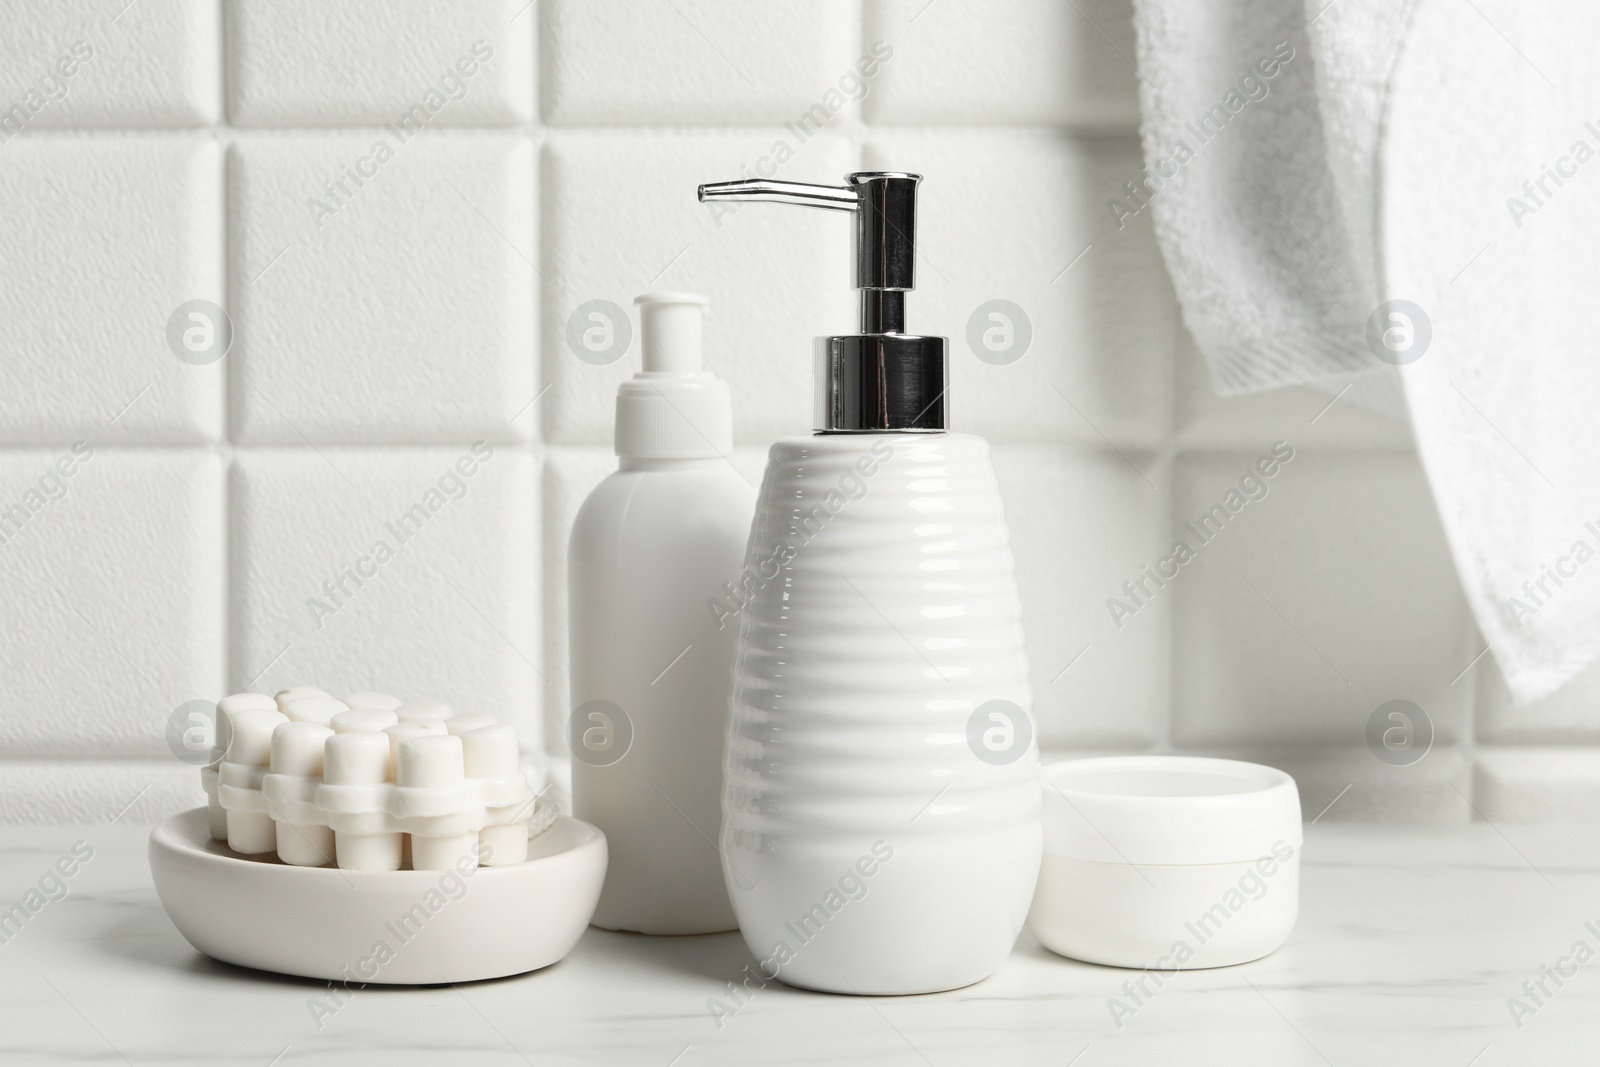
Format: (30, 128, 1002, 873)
(3, 819, 1599, 1065)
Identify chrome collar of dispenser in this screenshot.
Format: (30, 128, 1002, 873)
(696, 172, 947, 433)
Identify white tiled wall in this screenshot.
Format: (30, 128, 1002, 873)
(0, 0, 1591, 825)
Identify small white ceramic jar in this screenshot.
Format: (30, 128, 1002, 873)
(1029, 756, 1301, 970)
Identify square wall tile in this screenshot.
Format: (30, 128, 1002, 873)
(992, 445, 1167, 748)
(0, 450, 224, 758)
(229, 133, 536, 444)
(1204, 747, 1471, 824)
(863, 131, 1173, 446)
(542, 0, 855, 125)
(231, 447, 541, 756)
(1172, 451, 1476, 747)
(864, 0, 1139, 127)
(1174, 328, 1416, 450)
(0, 135, 222, 444)
(1475, 748, 1600, 822)
(0, 2, 218, 127)
(1478, 652, 1600, 744)
(542, 130, 855, 445)
(227, 0, 533, 126)
(540, 446, 766, 764)
(0, 760, 200, 825)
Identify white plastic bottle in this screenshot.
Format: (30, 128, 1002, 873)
(568, 292, 756, 935)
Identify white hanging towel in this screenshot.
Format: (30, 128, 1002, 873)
(1130, 0, 1600, 704)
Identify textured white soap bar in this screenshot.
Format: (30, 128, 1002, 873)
(207, 686, 546, 870)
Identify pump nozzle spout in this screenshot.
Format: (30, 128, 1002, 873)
(697, 172, 921, 298)
(697, 179, 860, 210)
(694, 171, 945, 434)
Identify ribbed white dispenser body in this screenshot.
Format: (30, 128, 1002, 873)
(723, 431, 1041, 995)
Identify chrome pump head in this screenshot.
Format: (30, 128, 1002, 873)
(696, 172, 946, 433)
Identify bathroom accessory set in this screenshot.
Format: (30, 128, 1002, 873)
(149, 169, 1302, 992)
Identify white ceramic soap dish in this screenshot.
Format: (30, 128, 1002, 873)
(150, 808, 607, 984)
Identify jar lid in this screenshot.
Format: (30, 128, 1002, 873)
(1041, 757, 1302, 866)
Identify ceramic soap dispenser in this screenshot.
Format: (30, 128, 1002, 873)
(697, 172, 1041, 994)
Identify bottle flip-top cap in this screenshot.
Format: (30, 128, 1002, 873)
(614, 293, 733, 460)
(637, 291, 707, 373)
(696, 172, 947, 433)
